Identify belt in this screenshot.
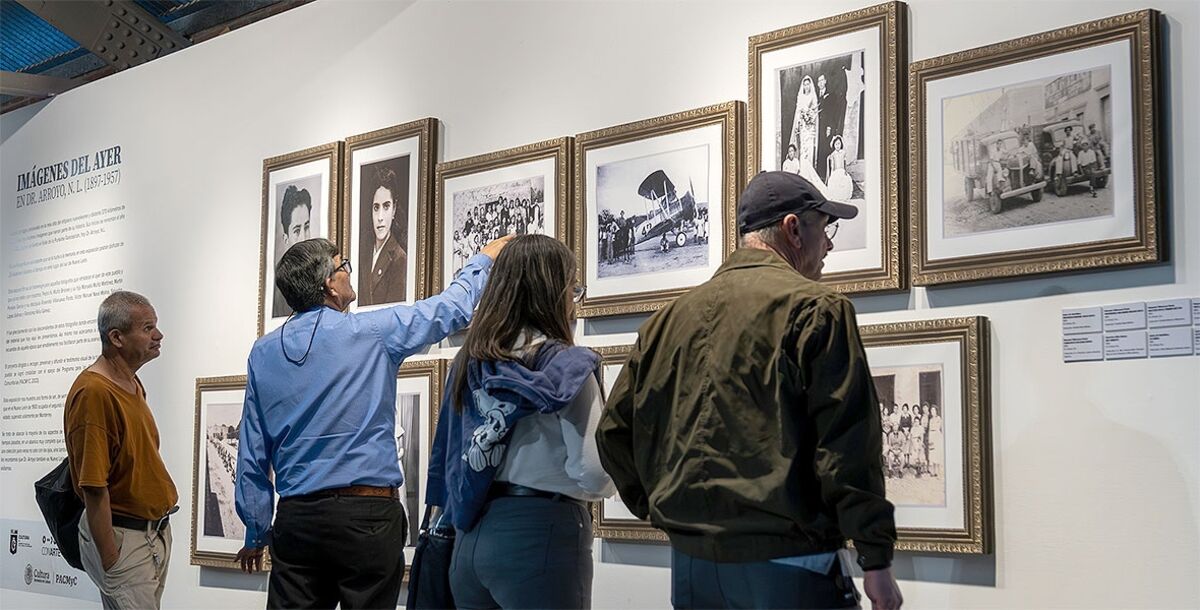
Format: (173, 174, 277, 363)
(112, 506, 176, 531)
(312, 485, 399, 499)
(487, 482, 585, 507)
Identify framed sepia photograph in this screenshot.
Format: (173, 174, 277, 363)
(434, 137, 571, 293)
(590, 345, 667, 543)
(910, 10, 1162, 285)
(861, 316, 992, 554)
(395, 358, 445, 569)
(749, 1, 907, 293)
(191, 375, 263, 568)
(259, 142, 342, 336)
(574, 102, 744, 317)
(342, 119, 438, 311)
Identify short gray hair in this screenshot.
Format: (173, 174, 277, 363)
(276, 238, 337, 312)
(98, 291, 153, 346)
(738, 210, 828, 249)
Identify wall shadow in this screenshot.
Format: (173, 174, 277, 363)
(925, 262, 1176, 309)
(198, 566, 268, 592)
(850, 290, 914, 315)
(583, 313, 650, 336)
(599, 540, 672, 569)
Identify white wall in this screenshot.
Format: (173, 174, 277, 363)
(2, 0, 1197, 607)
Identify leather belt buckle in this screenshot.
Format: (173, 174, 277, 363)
(316, 485, 398, 499)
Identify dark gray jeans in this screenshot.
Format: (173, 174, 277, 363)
(450, 496, 593, 609)
(671, 548, 860, 609)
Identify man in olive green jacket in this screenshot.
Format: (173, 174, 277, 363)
(597, 171, 902, 609)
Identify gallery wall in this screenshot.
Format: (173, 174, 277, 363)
(2, 0, 1198, 608)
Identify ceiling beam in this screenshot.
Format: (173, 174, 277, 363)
(0, 71, 79, 98)
(16, 0, 191, 71)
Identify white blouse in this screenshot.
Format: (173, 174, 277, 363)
(494, 333, 616, 501)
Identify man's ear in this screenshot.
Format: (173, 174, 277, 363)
(780, 214, 803, 248)
(107, 329, 124, 349)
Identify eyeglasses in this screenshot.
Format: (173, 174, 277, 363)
(824, 221, 839, 240)
(331, 259, 352, 276)
(571, 284, 586, 303)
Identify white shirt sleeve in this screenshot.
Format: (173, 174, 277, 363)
(558, 374, 616, 498)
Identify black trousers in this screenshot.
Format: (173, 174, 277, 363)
(449, 496, 593, 609)
(268, 495, 407, 610)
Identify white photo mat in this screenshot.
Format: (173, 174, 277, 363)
(263, 157, 332, 334)
(757, 25, 884, 274)
(583, 123, 725, 299)
(349, 137, 421, 312)
(395, 372, 434, 549)
(440, 156, 559, 293)
(866, 341, 966, 531)
(923, 40, 1135, 261)
(194, 386, 249, 558)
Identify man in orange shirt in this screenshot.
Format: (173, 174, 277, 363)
(64, 291, 177, 609)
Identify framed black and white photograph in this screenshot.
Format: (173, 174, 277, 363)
(435, 138, 571, 292)
(861, 316, 992, 554)
(259, 142, 342, 336)
(749, 1, 907, 293)
(395, 359, 444, 564)
(590, 345, 667, 543)
(190, 376, 262, 568)
(910, 10, 1162, 285)
(575, 102, 743, 317)
(873, 364, 947, 508)
(342, 119, 437, 311)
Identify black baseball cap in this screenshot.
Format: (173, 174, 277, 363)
(737, 171, 858, 235)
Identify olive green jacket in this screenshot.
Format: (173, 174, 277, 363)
(596, 247, 896, 570)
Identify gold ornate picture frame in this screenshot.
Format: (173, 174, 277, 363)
(589, 345, 667, 543)
(342, 119, 438, 311)
(190, 375, 267, 569)
(909, 10, 1162, 286)
(748, 1, 908, 294)
(258, 142, 343, 336)
(433, 137, 572, 293)
(860, 316, 993, 554)
(574, 102, 744, 318)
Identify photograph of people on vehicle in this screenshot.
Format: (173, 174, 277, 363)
(941, 66, 1113, 237)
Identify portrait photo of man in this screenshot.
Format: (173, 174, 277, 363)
(272, 176, 322, 317)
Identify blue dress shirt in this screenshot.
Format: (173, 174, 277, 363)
(235, 254, 492, 548)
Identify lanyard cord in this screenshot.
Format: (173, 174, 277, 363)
(281, 307, 323, 366)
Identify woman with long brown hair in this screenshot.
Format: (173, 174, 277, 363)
(425, 234, 613, 609)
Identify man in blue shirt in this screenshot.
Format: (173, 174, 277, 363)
(234, 234, 511, 609)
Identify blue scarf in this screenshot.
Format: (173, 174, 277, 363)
(426, 341, 601, 531)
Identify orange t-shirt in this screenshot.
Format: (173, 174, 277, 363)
(63, 371, 178, 521)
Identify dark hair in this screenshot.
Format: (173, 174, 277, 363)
(276, 238, 337, 312)
(373, 166, 400, 204)
(280, 185, 313, 232)
(450, 234, 576, 411)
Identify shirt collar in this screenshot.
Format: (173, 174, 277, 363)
(712, 247, 799, 278)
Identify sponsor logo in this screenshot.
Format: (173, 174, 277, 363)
(10, 530, 32, 554)
(40, 534, 62, 557)
(54, 573, 78, 587)
(31, 566, 52, 585)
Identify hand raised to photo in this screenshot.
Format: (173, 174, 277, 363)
(480, 234, 516, 261)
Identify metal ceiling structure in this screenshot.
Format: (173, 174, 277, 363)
(0, 0, 315, 114)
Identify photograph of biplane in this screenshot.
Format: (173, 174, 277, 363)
(594, 144, 710, 278)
